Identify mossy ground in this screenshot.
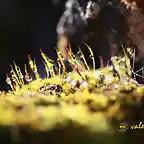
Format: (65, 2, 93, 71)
(1, 48, 144, 144)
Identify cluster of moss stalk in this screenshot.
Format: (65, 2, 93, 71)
(0, 45, 144, 144)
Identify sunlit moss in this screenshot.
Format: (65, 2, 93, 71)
(1, 45, 144, 143)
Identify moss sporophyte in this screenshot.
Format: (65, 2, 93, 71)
(5, 43, 144, 91)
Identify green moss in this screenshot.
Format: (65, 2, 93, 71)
(1, 48, 144, 143)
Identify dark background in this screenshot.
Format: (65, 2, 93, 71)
(0, 0, 143, 90)
(0, 0, 66, 90)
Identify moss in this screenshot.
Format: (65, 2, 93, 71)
(1, 48, 144, 143)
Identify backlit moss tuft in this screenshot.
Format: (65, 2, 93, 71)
(1, 46, 144, 144)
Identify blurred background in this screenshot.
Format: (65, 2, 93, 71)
(0, 0, 144, 90)
(0, 0, 67, 90)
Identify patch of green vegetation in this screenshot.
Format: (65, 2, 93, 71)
(1, 45, 144, 144)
